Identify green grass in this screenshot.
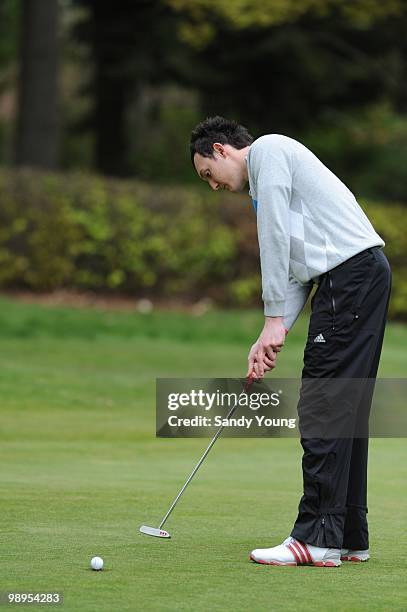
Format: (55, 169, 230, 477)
(0, 298, 406, 611)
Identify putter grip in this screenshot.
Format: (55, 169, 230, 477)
(245, 371, 257, 390)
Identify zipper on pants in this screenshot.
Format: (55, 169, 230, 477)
(328, 271, 336, 330)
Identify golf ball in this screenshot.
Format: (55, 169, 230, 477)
(90, 556, 104, 571)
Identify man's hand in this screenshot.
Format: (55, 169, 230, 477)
(247, 316, 288, 379)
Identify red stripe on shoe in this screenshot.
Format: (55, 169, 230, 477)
(291, 540, 307, 564)
(296, 540, 313, 564)
(314, 560, 339, 567)
(287, 543, 301, 564)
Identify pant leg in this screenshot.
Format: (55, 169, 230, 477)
(291, 436, 353, 548)
(342, 250, 392, 549)
(291, 247, 392, 549)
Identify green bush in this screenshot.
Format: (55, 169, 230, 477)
(0, 168, 405, 319)
(363, 200, 407, 320)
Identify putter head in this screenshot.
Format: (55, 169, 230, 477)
(139, 525, 171, 538)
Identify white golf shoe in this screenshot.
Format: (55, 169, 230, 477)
(250, 536, 341, 567)
(340, 548, 370, 562)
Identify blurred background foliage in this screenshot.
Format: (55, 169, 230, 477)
(0, 168, 406, 319)
(0, 0, 406, 317)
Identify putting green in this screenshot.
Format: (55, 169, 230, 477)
(0, 299, 406, 611)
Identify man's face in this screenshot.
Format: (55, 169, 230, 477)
(193, 143, 248, 193)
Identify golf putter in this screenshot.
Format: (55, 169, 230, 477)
(140, 372, 258, 538)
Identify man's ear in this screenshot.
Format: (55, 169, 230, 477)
(213, 142, 226, 157)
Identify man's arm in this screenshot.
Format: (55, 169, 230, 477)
(284, 276, 314, 331)
(247, 277, 312, 378)
(247, 138, 310, 377)
(250, 136, 293, 318)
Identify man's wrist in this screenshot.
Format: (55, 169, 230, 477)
(264, 316, 284, 326)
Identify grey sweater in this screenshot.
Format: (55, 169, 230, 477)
(246, 134, 385, 330)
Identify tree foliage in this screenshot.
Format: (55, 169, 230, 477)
(165, 0, 407, 143)
(167, 0, 405, 47)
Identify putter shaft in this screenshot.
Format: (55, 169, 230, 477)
(158, 375, 256, 530)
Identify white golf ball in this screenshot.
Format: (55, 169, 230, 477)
(90, 556, 104, 571)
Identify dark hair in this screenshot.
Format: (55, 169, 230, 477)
(190, 116, 253, 165)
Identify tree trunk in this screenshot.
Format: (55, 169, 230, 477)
(91, 1, 132, 176)
(15, 0, 60, 169)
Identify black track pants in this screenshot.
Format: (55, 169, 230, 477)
(290, 247, 392, 550)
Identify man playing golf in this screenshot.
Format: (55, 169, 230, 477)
(190, 116, 391, 567)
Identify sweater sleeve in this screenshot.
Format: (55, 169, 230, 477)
(249, 137, 293, 317)
(284, 276, 314, 330)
